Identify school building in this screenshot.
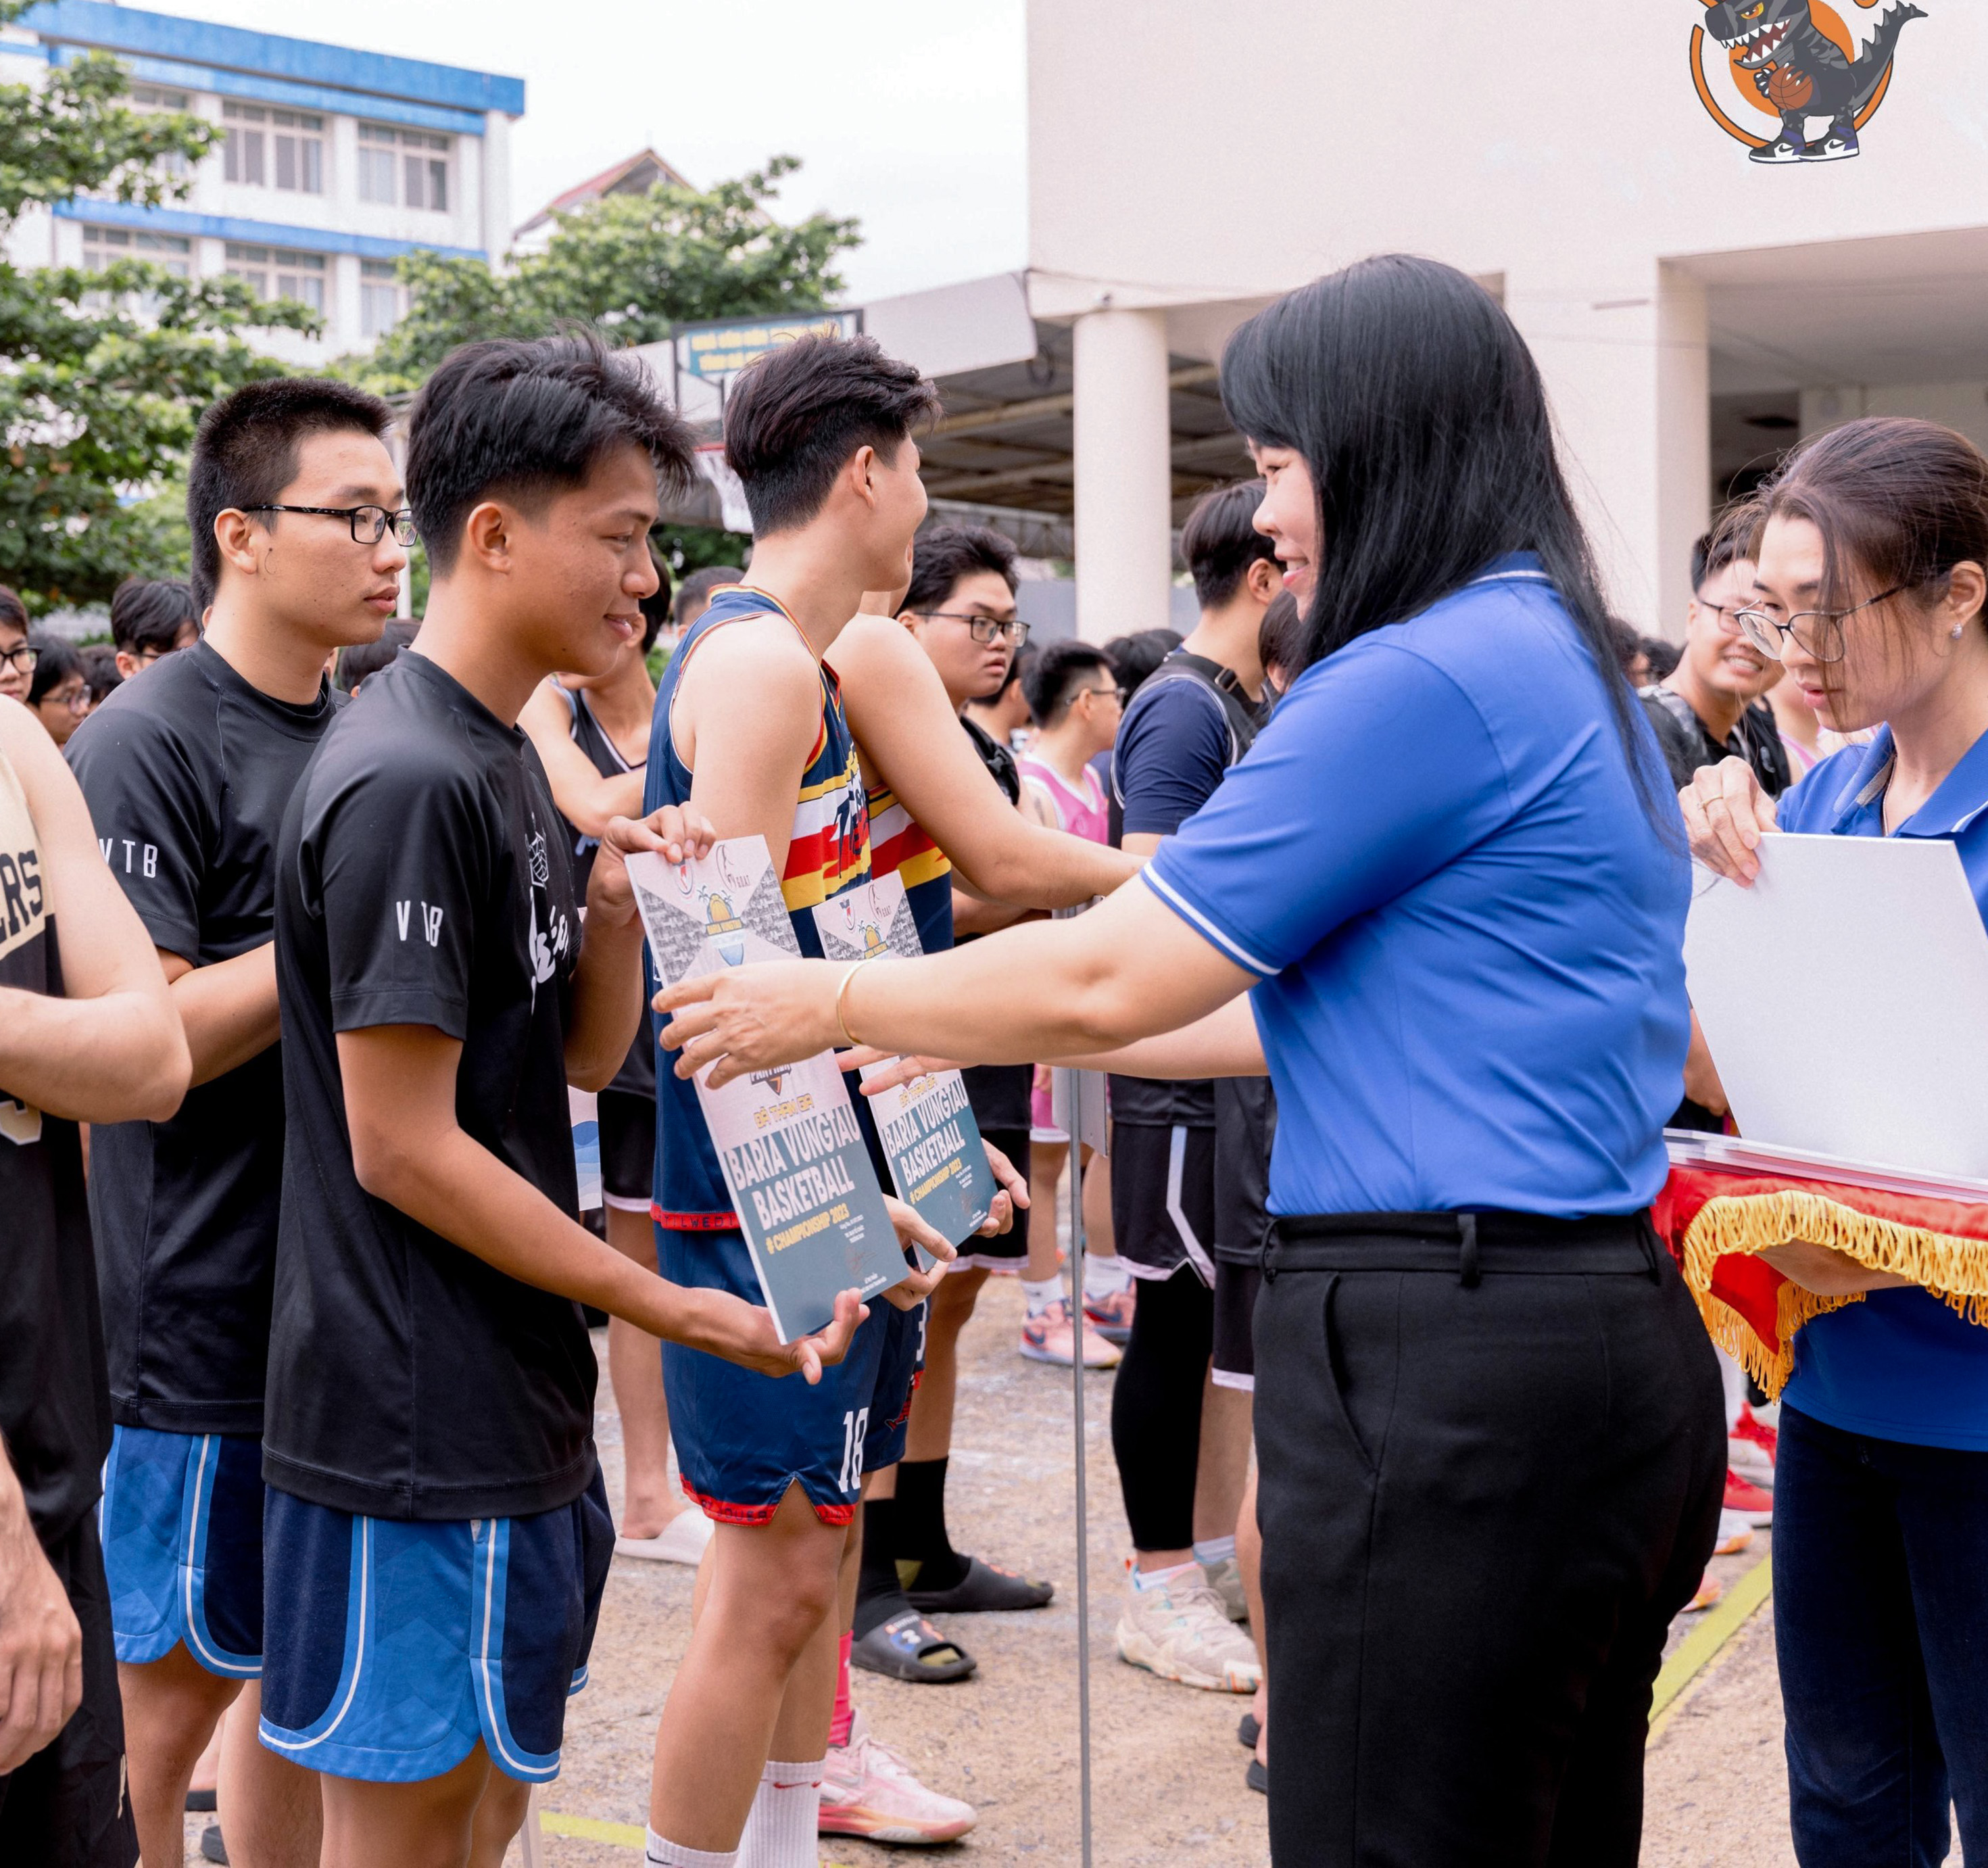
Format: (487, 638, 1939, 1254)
(1, 0, 522, 358)
(873, 1, 1988, 643)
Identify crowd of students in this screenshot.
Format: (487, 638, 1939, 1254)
(3, 254, 1987, 1868)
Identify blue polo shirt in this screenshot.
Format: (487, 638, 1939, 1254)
(1776, 725, 1988, 1451)
(1145, 556, 1691, 1220)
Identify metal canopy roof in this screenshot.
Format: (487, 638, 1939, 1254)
(648, 274, 1253, 558)
(915, 319, 1250, 540)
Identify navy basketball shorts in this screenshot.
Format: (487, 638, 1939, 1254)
(99, 1426, 264, 1678)
(258, 1469, 612, 1784)
(656, 1224, 893, 1524)
(862, 1299, 927, 1476)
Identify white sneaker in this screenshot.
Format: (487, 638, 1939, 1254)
(1202, 1553, 1248, 1622)
(614, 1505, 712, 1564)
(1115, 1568, 1261, 1692)
(819, 1709, 976, 1844)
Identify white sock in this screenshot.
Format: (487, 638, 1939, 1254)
(1021, 1275, 1064, 1317)
(735, 1758, 822, 1868)
(646, 1831, 737, 1867)
(1131, 1558, 1200, 1593)
(1194, 1535, 1237, 1568)
(1083, 1252, 1130, 1299)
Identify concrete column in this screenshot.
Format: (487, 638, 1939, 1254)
(1506, 264, 1710, 640)
(1072, 306, 1172, 644)
(481, 112, 513, 262)
(1655, 266, 1712, 642)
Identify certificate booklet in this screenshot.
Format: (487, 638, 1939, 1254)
(626, 838, 906, 1342)
(813, 874, 994, 1249)
(1684, 834, 1988, 1178)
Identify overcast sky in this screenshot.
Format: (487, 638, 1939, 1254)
(151, 0, 1029, 303)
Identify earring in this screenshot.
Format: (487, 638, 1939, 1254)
(1954, 624, 1966, 640)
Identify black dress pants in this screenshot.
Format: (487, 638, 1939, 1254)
(1253, 1216, 1724, 1867)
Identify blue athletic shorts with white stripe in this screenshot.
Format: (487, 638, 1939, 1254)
(100, 1425, 264, 1677)
(258, 1468, 613, 1784)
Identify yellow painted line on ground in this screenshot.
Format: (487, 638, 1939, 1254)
(537, 1809, 646, 1847)
(1648, 1554, 1773, 1743)
(543, 1568, 1772, 1846)
(535, 1807, 859, 1864)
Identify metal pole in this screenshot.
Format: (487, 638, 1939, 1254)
(1063, 1068, 1094, 1868)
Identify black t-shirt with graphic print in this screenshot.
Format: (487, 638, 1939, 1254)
(66, 640, 337, 1435)
(266, 650, 597, 1521)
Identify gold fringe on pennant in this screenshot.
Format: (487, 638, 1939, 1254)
(1678, 1190, 1988, 1399)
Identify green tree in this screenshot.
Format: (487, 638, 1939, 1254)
(356, 155, 860, 390)
(0, 6, 317, 612)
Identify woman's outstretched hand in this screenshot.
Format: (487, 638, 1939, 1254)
(653, 960, 843, 1086)
(1681, 756, 1778, 886)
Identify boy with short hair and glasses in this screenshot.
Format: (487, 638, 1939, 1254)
(1639, 530, 1791, 797)
(66, 375, 410, 1868)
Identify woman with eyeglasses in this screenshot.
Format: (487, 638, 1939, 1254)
(0, 588, 34, 707)
(25, 633, 90, 748)
(652, 255, 1728, 1866)
(1684, 415, 1988, 1867)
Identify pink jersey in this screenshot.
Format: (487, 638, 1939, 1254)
(1018, 753, 1109, 845)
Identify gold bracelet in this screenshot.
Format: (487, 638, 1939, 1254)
(835, 961, 865, 1049)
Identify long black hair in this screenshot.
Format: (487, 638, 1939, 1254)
(1219, 255, 1658, 813)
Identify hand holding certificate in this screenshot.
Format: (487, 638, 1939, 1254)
(813, 875, 1000, 1251)
(628, 838, 937, 1343)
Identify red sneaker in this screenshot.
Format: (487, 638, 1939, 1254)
(1724, 1468, 1774, 1527)
(1732, 1401, 1778, 1475)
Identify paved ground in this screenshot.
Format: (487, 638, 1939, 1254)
(187, 1276, 1843, 1866)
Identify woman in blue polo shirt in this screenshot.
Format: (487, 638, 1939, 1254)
(654, 255, 1727, 1866)
(1685, 415, 1988, 1867)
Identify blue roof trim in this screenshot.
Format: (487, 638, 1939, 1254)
(49, 46, 485, 135)
(53, 197, 486, 262)
(20, 1, 524, 115)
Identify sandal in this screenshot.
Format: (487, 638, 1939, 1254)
(850, 1608, 977, 1684)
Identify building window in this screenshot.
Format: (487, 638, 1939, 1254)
(128, 84, 193, 176)
(222, 101, 322, 194)
(358, 122, 451, 212)
(223, 242, 326, 314)
(360, 259, 404, 337)
(80, 224, 193, 279)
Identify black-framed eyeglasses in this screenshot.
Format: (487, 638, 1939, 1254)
(0, 643, 39, 676)
(1734, 583, 1908, 665)
(239, 504, 418, 546)
(1696, 601, 1748, 638)
(924, 612, 1029, 646)
(1073, 683, 1123, 707)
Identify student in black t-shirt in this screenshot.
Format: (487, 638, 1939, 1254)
(260, 333, 861, 1867)
(520, 554, 715, 1566)
(67, 375, 409, 1868)
(1639, 529, 1793, 1135)
(1639, 529, 1793, 799)
(1105, 481, 1278, 1700)
(0, 699, 189, 1868)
